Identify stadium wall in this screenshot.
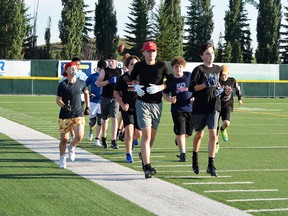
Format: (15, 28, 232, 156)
(0, 60, 288, 97)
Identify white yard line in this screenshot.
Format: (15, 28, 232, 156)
(228, 198, 288, 202)
(184, 182, 253, 185)
(204, 189, 278, 193)
(244, 208, 288, 213)
(0, 117, 250, 216)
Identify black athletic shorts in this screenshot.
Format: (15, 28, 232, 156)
(220, 108, 231, 121)
(172, 112, 193, 136)
(121, 110, 140, 130)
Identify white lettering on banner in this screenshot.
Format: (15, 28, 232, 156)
(0, 60, 31, 76)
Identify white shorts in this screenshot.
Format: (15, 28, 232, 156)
(89, 102, 101, 118)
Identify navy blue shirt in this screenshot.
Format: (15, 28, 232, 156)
(164, 72, 193, 112)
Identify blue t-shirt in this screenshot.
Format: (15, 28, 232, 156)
(85, 72, 103, 103)
(163, 71, 193, 112)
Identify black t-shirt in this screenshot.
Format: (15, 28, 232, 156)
(102, 67, 122, 98)
(189, 64, 221, 114)
(57, 79, 87, 119)
(114, 73, 138, 111)
(220, 77, 242, 111)
(130, 60, 172, 103)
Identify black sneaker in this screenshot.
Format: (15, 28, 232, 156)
(176, 153, 187, 162)
(119, 132, 125, 142)
(111, 140, 119, 149)
(206, 165, 217, 177)
(192, 161, 200, 174)
(143, 164, 157, 179)
(102, 137, 107, 149)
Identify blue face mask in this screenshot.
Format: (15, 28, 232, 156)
(72, 71, 78, 76)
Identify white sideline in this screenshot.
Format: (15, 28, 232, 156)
(0, 117, 249, 216)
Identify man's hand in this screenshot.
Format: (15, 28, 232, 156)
(238, 100, 243, 106)
(84, 107, 90, 115)
(146, 83, 162, 94)
(63, 104, 72, 111)
(205, 74, 218, 87)
(134, 84, 145, 97)
(108, 76, 117, 84)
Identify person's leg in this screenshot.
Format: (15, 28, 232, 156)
(206, 111, 220, 176)
(192, 130, 204, 174)
(220, 110, 230, 142)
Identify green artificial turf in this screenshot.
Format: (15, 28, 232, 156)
(1, 95, 288, 215)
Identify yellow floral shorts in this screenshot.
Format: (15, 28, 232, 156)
(58, 117, 85, 134)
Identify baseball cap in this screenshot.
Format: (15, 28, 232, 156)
(222, 64, 229, 75)
(64, 62, 77, 70)
(142, 41, 157, 52)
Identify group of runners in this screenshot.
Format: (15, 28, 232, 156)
(56, 41, 243, 178)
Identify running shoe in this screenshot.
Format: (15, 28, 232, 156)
(94, 138, 101, 147)
(88, 130, 93, 141)
(206, 165, 218, 177)
(67, 144, 75, 161)
(221, 129, 228, 142)
(125, 153, 134, 163)
(215, 142, 220, 153)
(176, 153, 187, 162)
(59, 156, 67, 169)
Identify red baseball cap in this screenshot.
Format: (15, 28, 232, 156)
(64, 62, 77, 70)
(142, 41, 157, 52)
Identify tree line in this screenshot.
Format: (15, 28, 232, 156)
(0, 0, 287, 64)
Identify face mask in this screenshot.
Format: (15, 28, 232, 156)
(72, 71, 78, 76)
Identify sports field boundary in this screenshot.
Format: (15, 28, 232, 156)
(0, 117, 249, 216)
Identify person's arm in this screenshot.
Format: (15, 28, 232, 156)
(234, 79, 243, 105)
(114, 90, 129, 111)
(163, 92, 177, 104)
(56, 96, 65, 108)
(96, 69, 109, 87)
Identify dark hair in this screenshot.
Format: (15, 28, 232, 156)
(199, 42, 214, 56)
(72, 57, 81, 62)
(171, 57, 186, 67)
(124, 55, 140, 68)
(97, 59, 107, 69)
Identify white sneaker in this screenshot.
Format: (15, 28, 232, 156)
(68, 144, 76, 161)
(88, 130, 93, 141)
(94, 139, 101, 147)
(59, 156, 67, 169)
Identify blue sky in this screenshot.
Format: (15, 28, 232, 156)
(24, 0, 284, 52)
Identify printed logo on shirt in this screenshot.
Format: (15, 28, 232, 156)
(176, 82, 188, 94)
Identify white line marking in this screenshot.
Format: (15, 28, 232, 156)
(204, 189, 278, 193)
(227, 198, 288, 202)
(244, 208, 288, 213)
(110, 155, 165, 159)
(165, 176, 232, 179)
(183, 182, 253, 185)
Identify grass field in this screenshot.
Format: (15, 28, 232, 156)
(1, 95, 288, 215)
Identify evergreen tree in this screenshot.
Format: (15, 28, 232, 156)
(59, 0, 85, 59)
(255, 0, 281, 63)
(82, 3, 94, 59)
(154, 0, 184, 61)
(94, 0, 119, 59)
(215, 32, 224, 62)
(280, 5, 288, 63)
(124, 0, 155, 57)
(44, 17, 51, 59)
(0, 0, 28, 59)
(224, 0, 252, 63)
(222, 42, 233, 62)
(184, 0, 214, 62)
